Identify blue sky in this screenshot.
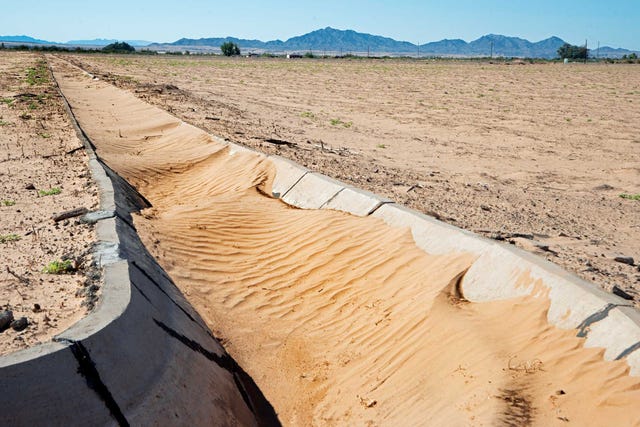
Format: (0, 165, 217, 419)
(3, 0, 639, 49)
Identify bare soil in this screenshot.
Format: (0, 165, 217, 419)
(67, 54, 640, 303)
(51, 57, 640, 426)
(0, 51, 99, 355)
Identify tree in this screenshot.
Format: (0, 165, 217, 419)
(629, 53, 638, 60)
(102, 42, 135, 53)
(557, 43, 588, 60)
(220, 41, 240, 56)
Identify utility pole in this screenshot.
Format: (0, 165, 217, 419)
(490, 41, 494, 58)
(585, 39, 588, 63)
(367, 45, 370, 58)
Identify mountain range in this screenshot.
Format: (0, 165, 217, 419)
(1, 28, 637, 58)
(149, 28, 636, 58)
(67, 39, 153, 47)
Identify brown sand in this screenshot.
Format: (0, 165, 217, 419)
(50, 56, 640, 426)
(68, 55, 640, 303)
(0, 52, 99, 355)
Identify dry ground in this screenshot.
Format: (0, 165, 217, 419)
(68, 54, 640, 301)
(0, 52, 99, 354)
(51, 58, 640, 426)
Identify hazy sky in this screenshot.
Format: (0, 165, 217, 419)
(3, 0, 639, 49)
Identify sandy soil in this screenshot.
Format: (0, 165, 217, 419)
(51, 56, 640, 426)
(66, 54, 640, 304)
(0, 52, 99, 355)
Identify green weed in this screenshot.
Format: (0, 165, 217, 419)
(38, 187, 61, 196)
(2, 200, 16, 206)
(0, 234, 21, 243)
(43, 259, 74, 274)
(330, 118, 353, 128)
(620, 193, 640, 201)
(26, 60, 48, 85)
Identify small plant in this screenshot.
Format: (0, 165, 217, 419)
(376, 143, 387, 149)
(28, 102, 38, 110)
(0, 98, 14, 105)
(300, 111, 315, 119)
(43, 259, 74, 274)
(620, 193, 640, 201)
(38, 132, 51, 138)
(26, 61, 48, 85)
(2, 200, 16, 206)
(0, 234, 21, 243)
(330, 118, 353, 128)
(0, 120, 10, 126)
(38, 187, 61, 196)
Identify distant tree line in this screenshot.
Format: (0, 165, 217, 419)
(557, 43, 588, 60)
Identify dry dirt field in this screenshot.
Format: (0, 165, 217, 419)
(0, 51, 100, 354)
(68, 54, 640, 302)
(51, 56, 640, 425)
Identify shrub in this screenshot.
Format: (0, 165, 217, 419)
(220, 42, 240, 56)
(102, 42, 135, 53)
(557, 43, 588, 60)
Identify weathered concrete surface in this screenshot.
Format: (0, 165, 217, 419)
(321, 187, 391, 217)
(281, 172, 343, 209)
(267, 155, 309, 199)
(371, 203, 490, 255)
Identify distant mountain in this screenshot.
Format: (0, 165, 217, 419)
(595, 46, 636, 59)
(67, 39, 153, 47)
(280, 27, 416, 52)
(422, 34, 568, 58)
(156, 27, 416, 53)
(0, 35, 54, 44)
(156, 27, 577, 58)
(420, 39, 467, 54)
(168, 36, 269, 49)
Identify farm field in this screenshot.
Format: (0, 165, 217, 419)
(69, 54, 640, 301)
(0, 52, 99, 354)
(49, 55, 640, 425)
